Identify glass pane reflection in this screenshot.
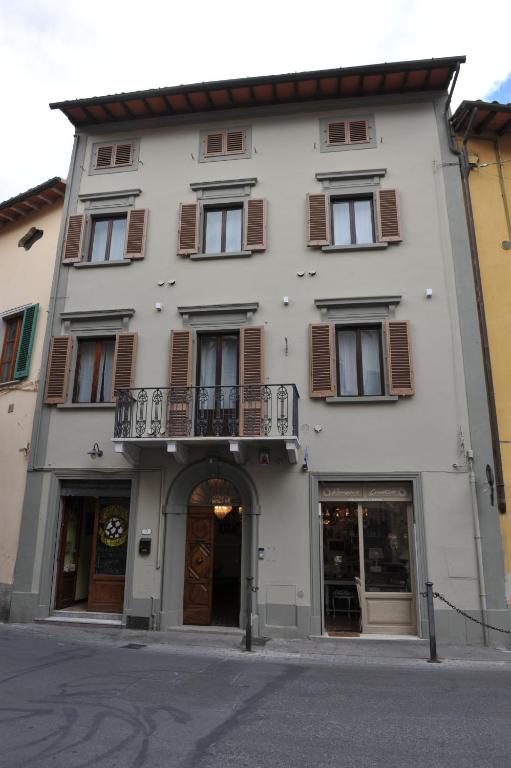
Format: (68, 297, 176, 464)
(363, 502, 411, 592)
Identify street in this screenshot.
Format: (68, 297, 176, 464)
(0, 624, 510, 767)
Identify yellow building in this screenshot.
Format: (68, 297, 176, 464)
(0, 178, 65, 620)
(453, 101, 511, 606)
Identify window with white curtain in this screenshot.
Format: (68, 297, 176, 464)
(73, 338, 115, 403)
(337, 326, 383, 396)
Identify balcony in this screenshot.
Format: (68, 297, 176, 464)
(112, 384, 300, 465)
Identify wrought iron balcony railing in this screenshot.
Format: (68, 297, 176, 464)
(114, 384, 299, 440)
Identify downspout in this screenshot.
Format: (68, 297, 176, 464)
(468, 450, 489, 645)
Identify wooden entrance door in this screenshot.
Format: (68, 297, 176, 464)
(55, 499, 82, 609)
(183, 507, 215, 625)
(88, 498, 130, 613)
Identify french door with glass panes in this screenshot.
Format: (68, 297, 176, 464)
(322, 500, 416, 635)
(196, 333, 239, 436)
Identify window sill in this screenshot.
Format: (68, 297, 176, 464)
(56, 402, 117, 409)
(321, 243, 388, 253)
(73, 259, 132, 268)
(190, 251, 252, 261)
(325, 395, 398, 404)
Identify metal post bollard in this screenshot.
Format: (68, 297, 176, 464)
(245, 576, 253, 652)
(425, 581, 440, 663)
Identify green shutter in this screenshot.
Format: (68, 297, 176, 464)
(14, 304, 39, 379)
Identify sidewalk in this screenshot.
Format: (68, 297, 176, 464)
(5, 621, 511, 666)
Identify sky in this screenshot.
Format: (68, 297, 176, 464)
(1, 0, 510, 201)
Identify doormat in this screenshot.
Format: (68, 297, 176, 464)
(327, 631, 360, 638)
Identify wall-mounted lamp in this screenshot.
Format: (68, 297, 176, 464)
(87, 442, 103, 459)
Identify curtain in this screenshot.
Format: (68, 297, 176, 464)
(338, 331, 358, 395)
(361, 329, 382, 395)
(76, 341, 95, 402)
(200, 337, 217, 408)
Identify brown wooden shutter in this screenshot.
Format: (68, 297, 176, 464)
(168, 330, 193, 437)
(111, 332, 138, 400)
(327, 121, 347, 145)
(309, 324, 335, 398)
(307, 194, 330, 246)
(385, 320, 414, 396)
(244, 199, 267, 251)
(44, 336, 72, 404)
(110, 333, 138, 400)
(62, 214, 85, 263)
(124, 209, 148, 259)
(376, 189, 401, 242)
(177, 203, 199, 255)
(240, 326, 264, 437)
(204, 132, 224, 156)
(95, 145, 114, 168)
(348, 119, 369, 143)
(114, 143, 133, 166)
(226, 130, 245, 154)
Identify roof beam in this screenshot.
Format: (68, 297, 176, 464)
(53, 187, 65, 197)
(400, 70, 410, 92)
(142, 97, 156, 116)
(0, 212, 15, 222)
(82, 105, 101, 123)
(182, 91, 195, 111)
(498, 117, 511, 136)
(475, 111, 497, 134)
(21, 200, 40, 211)
(421, 68, 433, 90)
(163, 93, 176, 114)
(36, 194, 52, 205)
(10, 206, 27, 217)
(101, 103, 119, 121)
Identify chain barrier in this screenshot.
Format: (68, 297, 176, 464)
(421, 589, 511, 634)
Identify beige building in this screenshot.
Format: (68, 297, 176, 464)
(0, 179, 65, 619)
(9, 58, 510, 644)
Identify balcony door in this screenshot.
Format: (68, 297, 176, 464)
(196, 333, 239, 436)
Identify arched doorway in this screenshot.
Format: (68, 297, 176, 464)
(161, 460, 259, 633)
(184, 478, 242, 626)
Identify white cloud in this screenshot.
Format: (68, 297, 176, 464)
(0, 0, 510, 199)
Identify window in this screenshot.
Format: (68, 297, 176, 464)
(307, 189, 401, 248)
(337, 326, 384, 396)
(89, 140, 140, 174)
(88, 216, 127, 262)
(309, 318, 414, 399)
(62, 209, 147, 264)
(73, 338, 115, 403)
(177, 197, 266, 257)
(0, 304, 39, 383)
(204, 206, 243, 254)
(0, 315, 22, 383)
(199, 128, 251, 162)
(332, 198, 374, 246)
(320, 115, 376, 152)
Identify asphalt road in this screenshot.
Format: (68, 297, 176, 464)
(0, 624, 510, 768)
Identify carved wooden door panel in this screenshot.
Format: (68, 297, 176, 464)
(183, 507, 214, 625)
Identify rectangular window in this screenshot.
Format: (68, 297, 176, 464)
(204, 207, 243, 254)
(88, 216, 127, 262)
(0, 315, 22, 383)
(200, 128, 250, 162)
(337, 326, 383, 397)
(332, 198, 374, 246)
(196, 333, 239, 434)
(73, 338, 115, 403)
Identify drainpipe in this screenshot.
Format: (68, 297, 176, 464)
(468, 450, 489, 645)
